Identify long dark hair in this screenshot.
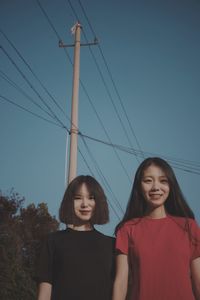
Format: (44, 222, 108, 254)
(116, 157, 195, 233)
(59, 175, 109, 225)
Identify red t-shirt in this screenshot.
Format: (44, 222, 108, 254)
(116, 215, 200, 300)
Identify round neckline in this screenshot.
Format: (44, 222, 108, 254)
(66, 227, 95, 233)
(143, 215, 169, 221)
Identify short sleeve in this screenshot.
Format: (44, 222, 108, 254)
(36, 233, 55, 284)
(115, 225, 129, 255)
(190, 219, 200, 260)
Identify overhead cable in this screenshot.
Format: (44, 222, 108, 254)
(0, 94, 63, 128)
(0, 45, 68, 131)
(78, 0, 145, 159)
(38, 0, 132, 183)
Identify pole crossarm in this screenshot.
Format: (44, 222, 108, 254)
(59, 38, 98, 48)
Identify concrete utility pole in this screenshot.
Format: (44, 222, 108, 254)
(67, 22, 81, 184)
(59, 22, 98, 185)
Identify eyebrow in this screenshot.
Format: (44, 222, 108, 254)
(74, 192, 94, 196)
(142, 175, 168, 178)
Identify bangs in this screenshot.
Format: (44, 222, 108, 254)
(75, 183, 94, 196)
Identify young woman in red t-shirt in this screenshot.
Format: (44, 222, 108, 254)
(112, 157, 200, 300)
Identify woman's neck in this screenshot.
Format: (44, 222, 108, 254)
(68, 223, 94, 231)
(145, 206, 167, 219)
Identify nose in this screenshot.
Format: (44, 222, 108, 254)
(80, 197, 88, 207)
(151, 181, 159, 191)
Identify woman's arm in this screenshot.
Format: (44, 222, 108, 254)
(191, 257, 200, 300)
(112, 254, 129, 300)
(37, 282, 52, 300)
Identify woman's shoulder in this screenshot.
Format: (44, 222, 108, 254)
(95, 229, 115, 242)
(168, 215, 199, 231)
(46, 229, 68, 242)
(168, 215, 196, 223)
(118, 218, 142, 232)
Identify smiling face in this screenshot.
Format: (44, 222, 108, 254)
(141, 164, 170, 216)
(73, 183, 96, 224)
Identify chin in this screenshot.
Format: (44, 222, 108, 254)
(148, 202, 165, 210)
(73, 217, 91, 225)
(80, 218, 91, 222)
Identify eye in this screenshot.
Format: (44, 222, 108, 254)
(74, 195, 82, 200)
(160, 178, 169, 184)
(143, 178, 152, 183)
(89, 195, 95, 200)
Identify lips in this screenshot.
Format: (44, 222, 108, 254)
(79, 210, 91, 214)
(149, 194, 162, 199)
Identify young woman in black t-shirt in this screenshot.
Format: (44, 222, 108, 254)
(37, 175, 115, 300)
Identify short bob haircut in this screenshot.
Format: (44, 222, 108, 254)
(116, 157, 194, 233)
(59, 175, 109, 225)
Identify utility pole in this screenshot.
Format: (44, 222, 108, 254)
(59, 22, 98, 184)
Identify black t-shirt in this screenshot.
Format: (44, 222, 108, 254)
(37, 228, 115, 300)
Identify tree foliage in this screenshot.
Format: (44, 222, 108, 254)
(0, 189, 59, 300)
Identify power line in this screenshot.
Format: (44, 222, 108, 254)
(37, 0, 132, 183)
(79, 79, 132, 182)
(0, 94, 102, 203)
(66, 0, 132, 182)
(0, 28, 69, 121)
(2, 89, 199, 176)
(80, 135, 123, 220)
(81, 135, 124, 214)
(78, 0, 145, 160)
(44, 0, 200, 177)
(0, 45, 68, 131)
(0, 70, 57, 121)
(30, 1, 200, 177)
(35, 0, 73, 64)
(80, 133, 200, 175)
(78, 147, 94, 175)
(83, 35, 140, 162)
(0, 94, 63, 128)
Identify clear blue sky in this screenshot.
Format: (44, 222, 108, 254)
(1, 0, 200, 235)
